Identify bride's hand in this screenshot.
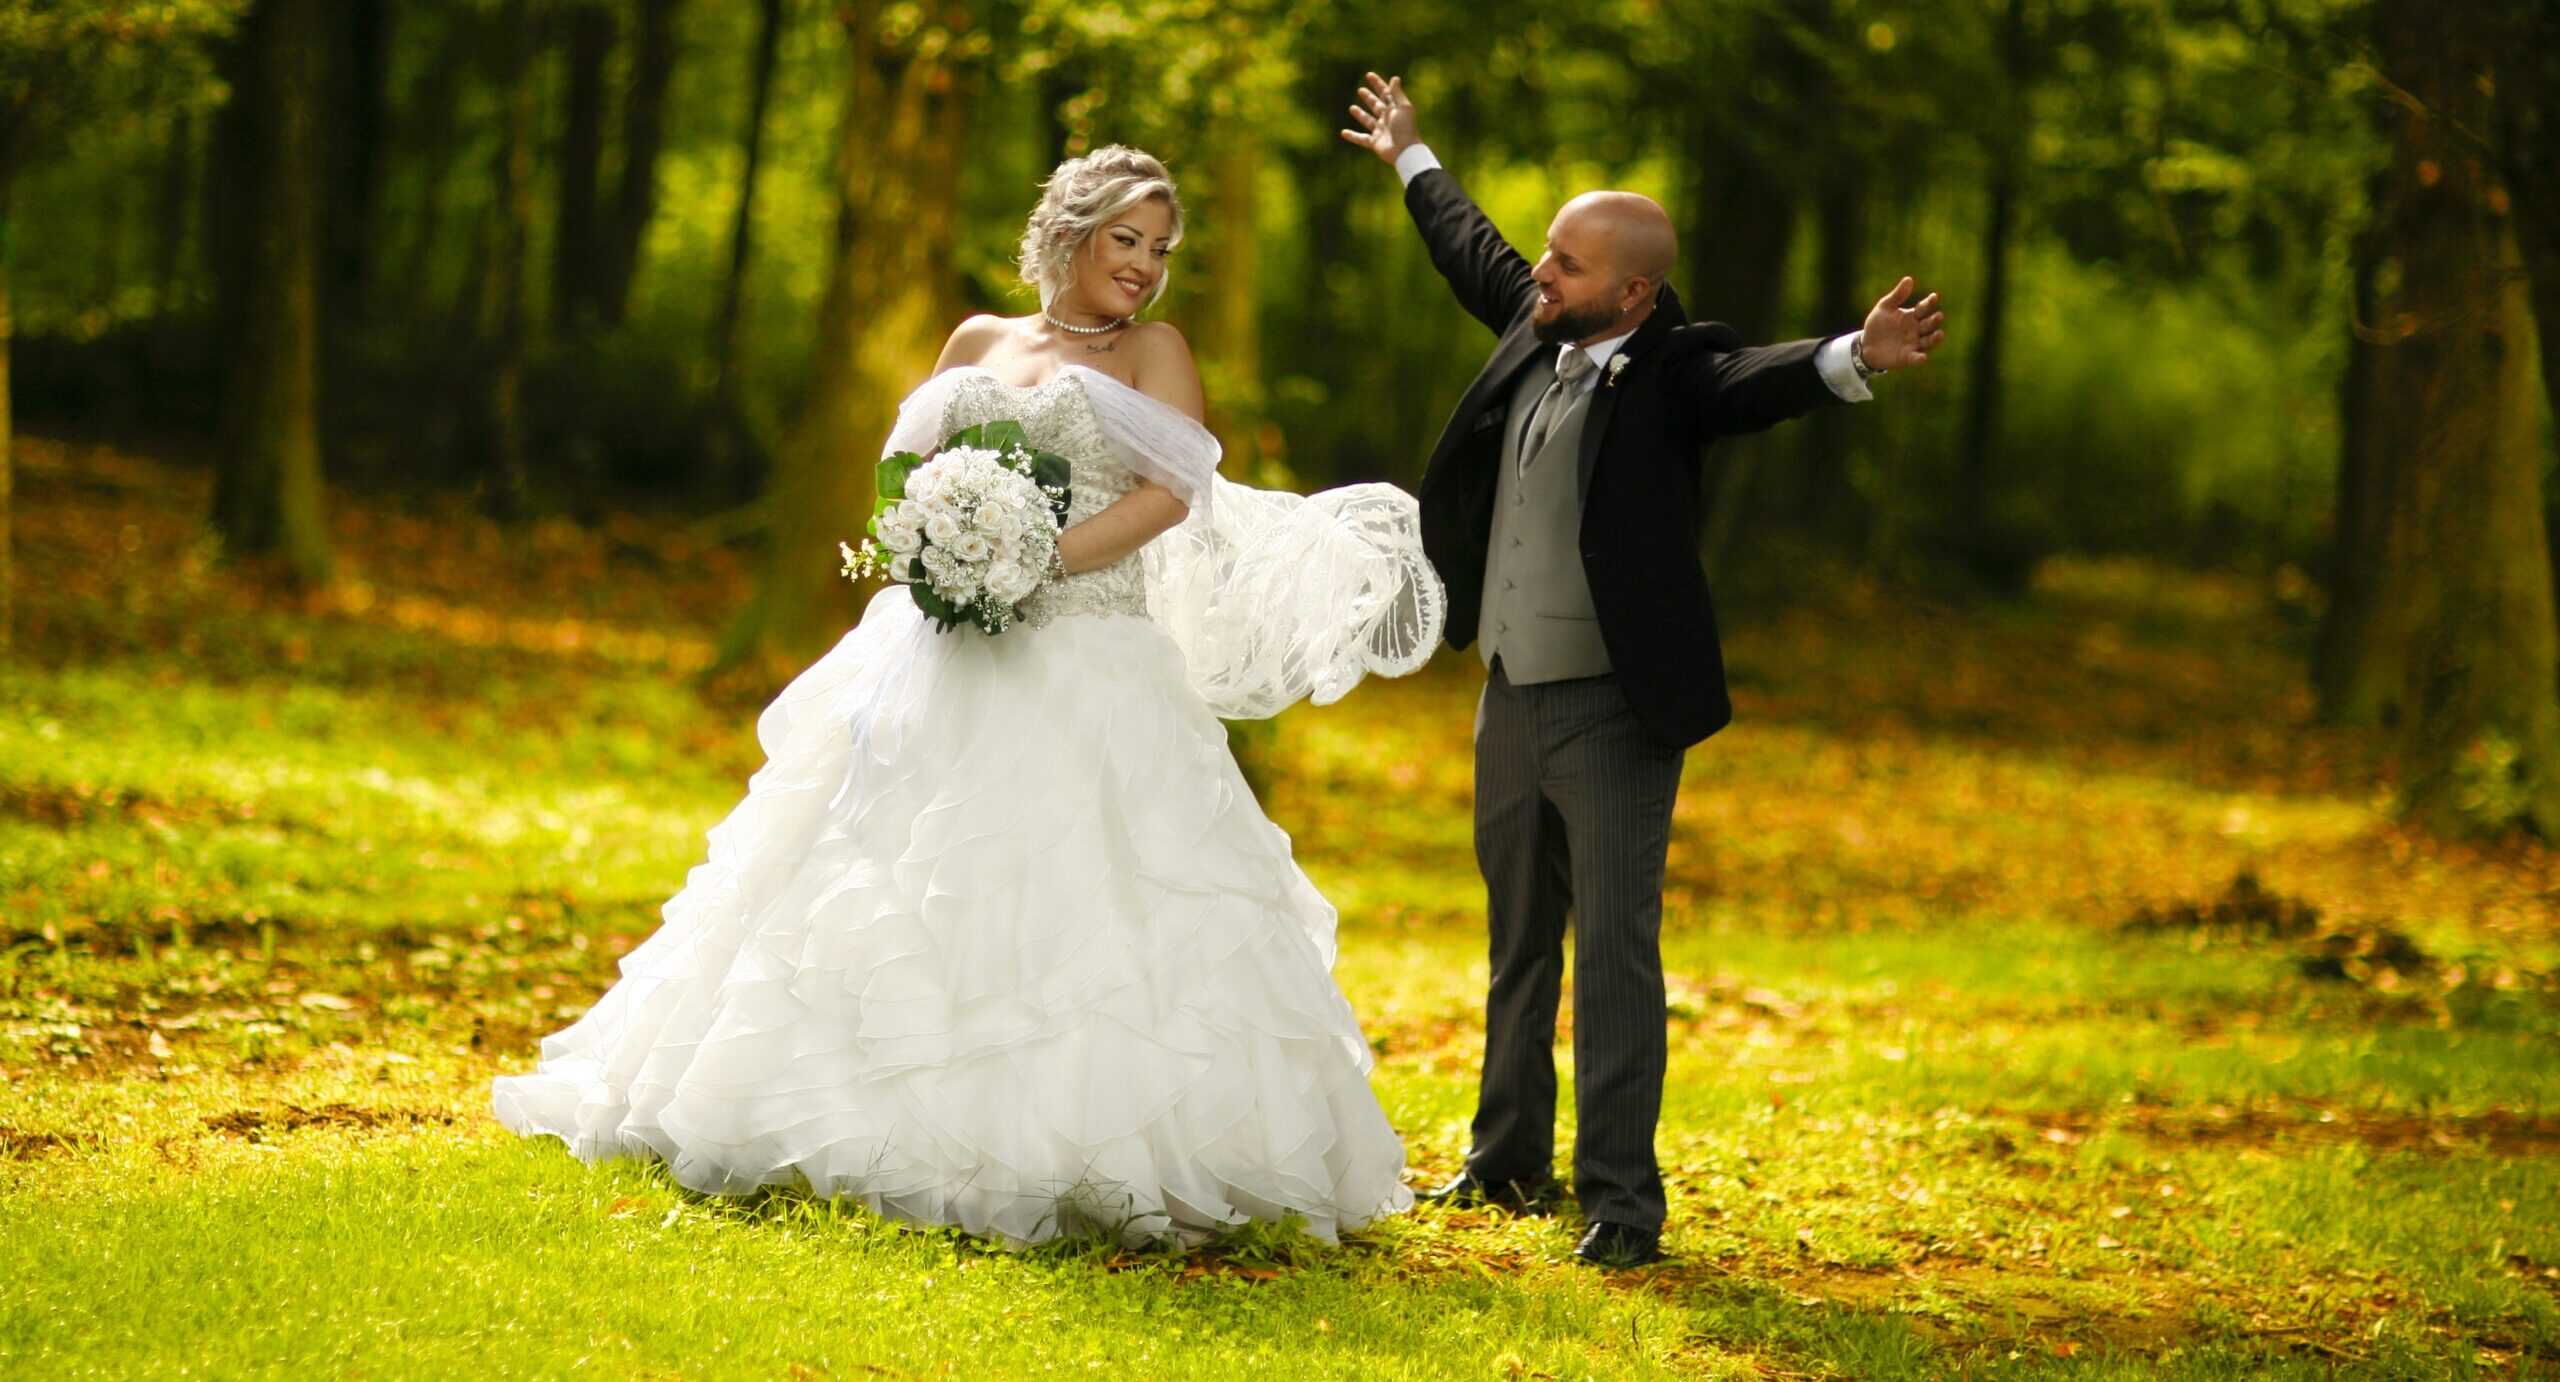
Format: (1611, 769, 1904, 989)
(1339, 72, 1419, 165)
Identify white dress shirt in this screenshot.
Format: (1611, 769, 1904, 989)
(1394, 142, 1873, 404)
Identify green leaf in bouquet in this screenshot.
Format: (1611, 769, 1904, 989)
(910, 581, 965, 631)
(944, 420, 1030, 456)
(875, 452, 923, 517)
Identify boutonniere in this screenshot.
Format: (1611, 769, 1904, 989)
(1606, 354, 1631, 388)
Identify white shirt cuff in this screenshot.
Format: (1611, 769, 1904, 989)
(1393, 144, 1443, 187)
(1815, 331, 1873, 403)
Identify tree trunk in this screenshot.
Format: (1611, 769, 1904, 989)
(703, 0, 785, 502)
(1689, 123, 1797, 585)
(1197, 121, 1264, 477)
(322, 0, 388, 330)
(2484, 13, 2560, 430)
(391, 14, 470, 316)
(598, 0, 681, 327)
(1, 175, 14, 658)
(1794, 168, 1868, 555)
(1954, 0, 2030, 585)
(553, 1, 613, 335)
(2367, 0, 2560, 839)
(2315, 204, 2401, 726)
(713, 0, 973, 680)
(94, 166, 128, 310)
(152, 109, 196, 315)
(484, 0, 538, 515)
(1278, 60, 1376, 488)
(211, 0, 332, 588)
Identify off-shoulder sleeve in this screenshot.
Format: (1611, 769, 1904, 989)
(880, 369, 971, 458)
(1075, 370, 1221, 517)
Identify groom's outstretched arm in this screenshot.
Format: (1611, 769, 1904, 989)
(1669, 277, 1949, 439)
(1341, 72, 1532, 337)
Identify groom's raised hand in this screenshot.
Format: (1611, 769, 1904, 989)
(1861, 277, 1948, 371)
(1339, 71, 1420, 165)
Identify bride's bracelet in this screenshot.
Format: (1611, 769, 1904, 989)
(1044, 542, 1068, 584)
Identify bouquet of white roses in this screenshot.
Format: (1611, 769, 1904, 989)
(842, 420, 1073, 635)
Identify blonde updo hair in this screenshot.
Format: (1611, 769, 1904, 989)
(1017, 145, 1185, 312)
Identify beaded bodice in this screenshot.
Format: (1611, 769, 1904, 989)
(940, 370, 1148, 627)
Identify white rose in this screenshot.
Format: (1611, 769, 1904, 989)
(985, 565, 1037, 605)
(876, 510, 924, 554)
(923, 509, 964, 546)
(946, 531, 992, 564)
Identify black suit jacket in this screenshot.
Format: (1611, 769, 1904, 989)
(1406, 166, 1848, 749)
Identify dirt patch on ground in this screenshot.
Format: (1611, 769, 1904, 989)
(1655, 1259, 2199, 1360)
(0, 782, 274, 833)
(200, 1102, 457, 1141)
(0, 1126, 94, 1158)
(2015, 1104, 2560, 1156)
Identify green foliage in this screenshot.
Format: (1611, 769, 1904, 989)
(1991, 245, 2337, 564)
(2448, 730, 2535, 836)
(0, 0, 244, 177)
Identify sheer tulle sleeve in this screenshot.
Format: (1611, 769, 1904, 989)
(880, 369, 970, 459)
(1076, 369, 1220, 516)
(1077, 371, 1446, 719)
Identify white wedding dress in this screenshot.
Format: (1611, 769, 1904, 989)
(491, 364, 1443, 1247)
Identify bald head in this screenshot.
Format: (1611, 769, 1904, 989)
(1555, 191, 1678, 287)
(1531, 189, 1679, 345)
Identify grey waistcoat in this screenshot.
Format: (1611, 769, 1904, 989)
(1478, 357, 1612, 684)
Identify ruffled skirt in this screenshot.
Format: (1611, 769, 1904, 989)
(490, 588, 1413, 1247)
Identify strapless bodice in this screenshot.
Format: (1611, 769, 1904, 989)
(938, 369, 1147, 627)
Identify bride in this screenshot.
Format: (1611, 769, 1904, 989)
(492, 146, 1443, 1249)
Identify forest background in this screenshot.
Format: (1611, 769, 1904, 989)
(5, 0, 2556, 831)
(6, 1, 2560, 1377)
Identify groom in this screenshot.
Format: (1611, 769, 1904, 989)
(1343, 73, 1945, 1268)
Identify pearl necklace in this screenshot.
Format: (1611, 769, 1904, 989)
(1043, 309, 1129, 336)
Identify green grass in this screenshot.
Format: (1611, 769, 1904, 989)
(3, 435, 2558, 1378)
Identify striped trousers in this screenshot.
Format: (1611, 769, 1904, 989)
(1468, 659, 1687, 1232)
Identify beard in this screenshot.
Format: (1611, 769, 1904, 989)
(1532, 296, 1624, 345)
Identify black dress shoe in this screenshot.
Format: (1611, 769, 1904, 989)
(1573, 1221, 1663, 1268)
(1418, 1169, 1563, 1213)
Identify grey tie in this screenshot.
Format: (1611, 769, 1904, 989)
(1519, 346, 1597, 474)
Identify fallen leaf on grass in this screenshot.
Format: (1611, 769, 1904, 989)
(297, 993, 357, 1011)
(609, 1197, 646, 1218)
